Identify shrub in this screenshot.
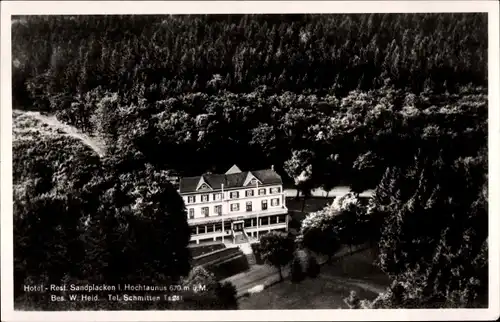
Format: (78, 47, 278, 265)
(344, 290, 361, 309)
(215, 281, 238, 309)
(250, 242, 264, 264)
(290, 256, 306, 283)
(306, 255, 320, 278)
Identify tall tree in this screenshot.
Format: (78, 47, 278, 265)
(374, 147, 487, 308)
(259, 231, 295, 281)
(13, 116, 193, 309)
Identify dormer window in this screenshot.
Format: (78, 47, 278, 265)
(243, 172, 262, 186)
(196, 176, 213, 192)
(199, 183, 210, 190)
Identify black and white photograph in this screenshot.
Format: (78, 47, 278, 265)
(1, 1, 499, 321)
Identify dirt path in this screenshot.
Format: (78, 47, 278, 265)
(320, 276, 386, 294)
(226, 245, 374, 298)
(13, 109, 106, 158)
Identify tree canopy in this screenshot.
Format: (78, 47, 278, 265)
(12, 14, 488, 188)
(13, 113, 192, 310)
(259, 231, 295, 281)
(11, 13, 488, 309)
(13, 14, 486, 104)
(372, 146, 488, 308)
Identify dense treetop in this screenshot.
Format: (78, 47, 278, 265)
(13, 14, 486, 103)
(12, 14, 488, 185)
(13, 112, 192, 310)
(11, 14, 488, 309)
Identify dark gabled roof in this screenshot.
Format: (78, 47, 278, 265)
(179, 168, 282, 194)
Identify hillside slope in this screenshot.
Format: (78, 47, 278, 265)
(13, 109, 106, 158)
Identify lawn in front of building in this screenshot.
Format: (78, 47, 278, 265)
(238, 275, 377, 309)
(286, 196, 334, 213)
(238, 248, 390, 310)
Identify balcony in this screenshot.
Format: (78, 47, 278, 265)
(188, 206, 288, 225)
(245, 222, 287, 232)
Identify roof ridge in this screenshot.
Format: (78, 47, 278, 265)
(179, 167, 282, 194)
(181, 168, 276, 178)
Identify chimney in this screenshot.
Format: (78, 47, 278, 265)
(271, 165, 274, 171)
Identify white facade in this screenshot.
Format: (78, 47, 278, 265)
(179, 166, 288, 244)
(183, 185, 285, 220)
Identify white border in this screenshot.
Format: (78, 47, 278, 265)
(1, 1, 499, 321)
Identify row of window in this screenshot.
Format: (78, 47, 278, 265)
(188, 198, 281, 219)
(190, 215, 287, 235)
(187, 187, 281, 204)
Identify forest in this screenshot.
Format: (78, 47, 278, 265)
(12, 13, 488, 309)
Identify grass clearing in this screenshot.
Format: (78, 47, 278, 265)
(239, 247, 389, 310)
(321, 248, 390, 286)
(286, 196, 334, 213)
(286, 197, 335, 231)
(238, 274, 378, 309)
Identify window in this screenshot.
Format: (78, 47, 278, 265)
(230, 203, 240, 212)
(261, 200, 268, 210)
(188, 208, 194, 219)
(271, 198, 280, 206)
(250, 178, 258, 185)
(246, 201, 252, 212)
(230, 191, 239, 199)
(245, 190, 254, 197)
(198, 183, 210, 190)
(258, 188, 266, 195)
(214, 205, 222, 216)
(201, 207, 209, 217)
(271, 187, 281, 194)
(213, 193, 222, 201)
(201, 194, 209, 202)
(188, 196, 196, 203)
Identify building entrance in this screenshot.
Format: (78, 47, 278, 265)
(232, 221, 244, 232)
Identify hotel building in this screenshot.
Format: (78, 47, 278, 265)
(179, 165, 288, 245)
